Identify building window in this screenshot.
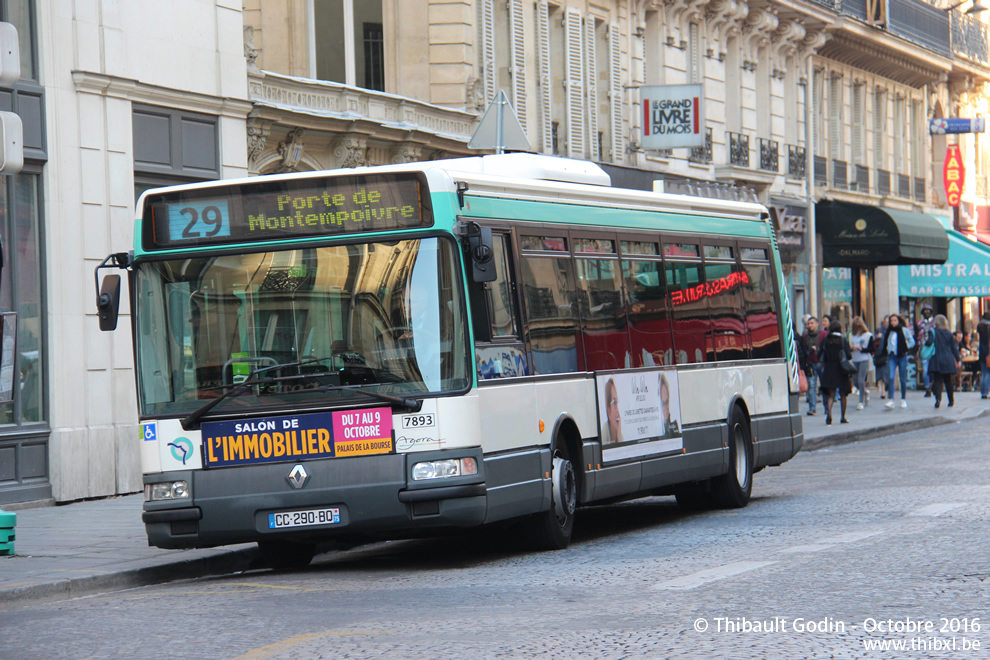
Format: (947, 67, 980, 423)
(829, 74, 843, 161)
(312, 0, 385, 92)
(874, 87, 887, 173)
(2, 0, 35, 82)
(132, 105, 220, 200)
(0, 168, 43, 426)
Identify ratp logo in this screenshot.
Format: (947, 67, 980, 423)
(168, 438, 194, 465)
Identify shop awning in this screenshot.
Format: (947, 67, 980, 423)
(816, 200, 949, 267)
(899, 216, 990, 297)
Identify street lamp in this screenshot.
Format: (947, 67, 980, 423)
(946, 0, 989, 14)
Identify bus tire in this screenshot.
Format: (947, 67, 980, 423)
(258, 539, 316, 570)
(528, 446, 577, 550)
(711, 406, 753, 509)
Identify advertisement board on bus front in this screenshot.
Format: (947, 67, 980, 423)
(200, 406, 394, 468)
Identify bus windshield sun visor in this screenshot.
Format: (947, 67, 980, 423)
(181, 363, 421, 430)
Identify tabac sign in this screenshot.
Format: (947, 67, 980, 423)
(944, 144, 964, 207)
(641, 84, 704, 149)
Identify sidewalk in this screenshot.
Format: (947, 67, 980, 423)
(2, 387, 987, 609)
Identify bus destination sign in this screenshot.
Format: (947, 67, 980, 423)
(144, 173, 432, 250)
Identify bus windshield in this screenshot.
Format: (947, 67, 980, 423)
(134, 236, 470, 416)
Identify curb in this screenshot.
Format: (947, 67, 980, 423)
(0, 546, 259, 610)
(802, 408, 988, 452)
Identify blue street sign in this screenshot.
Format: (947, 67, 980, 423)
(929, 117, 986, 135)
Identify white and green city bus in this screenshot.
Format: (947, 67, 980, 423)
(96, 153, 803, 567)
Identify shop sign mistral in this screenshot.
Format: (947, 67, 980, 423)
(641, 84, 705, 149)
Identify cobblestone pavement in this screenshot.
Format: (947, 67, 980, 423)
(2, 417, 987, 659)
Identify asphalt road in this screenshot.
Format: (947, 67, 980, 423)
(2, 418, 988, 659)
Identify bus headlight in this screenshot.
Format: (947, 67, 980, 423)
(146, 481, 190, 501)
(411, 457, 478, 481)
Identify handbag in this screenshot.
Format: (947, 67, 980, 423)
(920, 338, 936, 361)
(840, 356, 857, 374)
(798, 369, 808, 393)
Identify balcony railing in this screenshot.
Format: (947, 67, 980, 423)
(853, 164, 870, 192)
(787, 144, 806, 178)
(842, 0, 989, 66)
(728, 131, 750, 167)
(877, 169, 891, 196)
(897, 174, 911, 198)
(914, 177, 926, 203)
(952, 11, 989, 64)
(833, 160, 848, 189)
(690, 127, 713, 164)
(814, 156, 828, 187)
(759, 138, 779, 172)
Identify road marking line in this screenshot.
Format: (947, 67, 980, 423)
(908, 503, 965, 517)
(234, 631, 387, 660)
(777, 544, 833, 554)
(817, 530, 881, 544)
(653, 561, 777, 590)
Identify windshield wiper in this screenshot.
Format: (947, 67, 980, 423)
(181, 361, 421, 430)
(181, 375, 270, 430)
(305, 382, 421, 412)
(181, 358, 331, 430)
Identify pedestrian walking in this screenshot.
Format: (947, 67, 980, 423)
(820, 320, 852, 425)
(979, 311, 990, 399)
(848, 316, 873, 410)
(802, 316, 827, 416)
(883, 314, 915, 409)
(916, 304, 936, 397)
(874, 315, 890, 399)
(929, 314, 960, 408)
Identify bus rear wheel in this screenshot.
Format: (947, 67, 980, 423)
(711, 406, 753, 509)
(258, 539, 316, 570)
(528, 446, 577, 550)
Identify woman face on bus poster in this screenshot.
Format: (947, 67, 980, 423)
(603, 378, 623, 444)
(659, 372, 682, 437)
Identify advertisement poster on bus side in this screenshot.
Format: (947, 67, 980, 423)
(597, 370, 683, 463)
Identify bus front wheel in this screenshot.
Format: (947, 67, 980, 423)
(711, 406, 753, 509)
(528, 447, 577, 550)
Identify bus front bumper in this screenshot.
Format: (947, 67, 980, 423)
(142, 449, 487, 549)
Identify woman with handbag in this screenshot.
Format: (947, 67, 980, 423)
(820, 320, 854, 425)
(849, 316, 873, 410)
(930, 314, 961, 408)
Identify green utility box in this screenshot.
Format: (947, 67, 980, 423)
(0, 509, 15, 555)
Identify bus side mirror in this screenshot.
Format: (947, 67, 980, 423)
(469, 226, 497, 283)
(97, 274, 121, 331)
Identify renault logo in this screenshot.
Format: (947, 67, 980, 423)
(287, 464, 309, 489)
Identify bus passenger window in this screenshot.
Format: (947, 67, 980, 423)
(665, 260, 711, 364)
(704, 261, 750, 361)
(575, 256, 627, 370)
(621, 258, 673, 367)
(520, 255, 582, 374)
(742, 262, 782, 358)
